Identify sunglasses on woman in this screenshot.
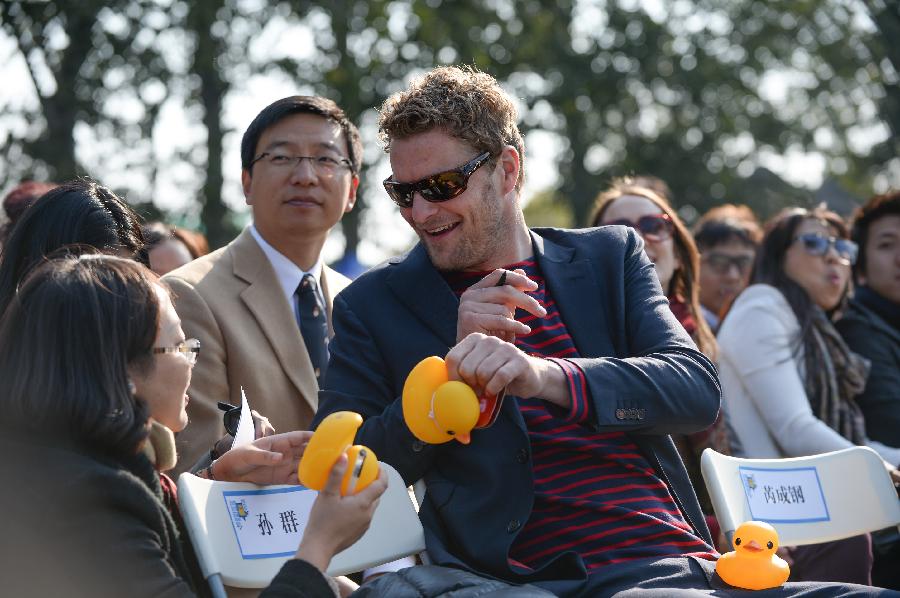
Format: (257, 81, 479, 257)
(793, 232, 858, 265)
(605, 213, 674, 241)
(383, 151, 492, 208)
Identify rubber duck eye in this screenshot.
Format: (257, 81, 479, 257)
(767, 541, 774, 549)
(735, 537, 741, 545)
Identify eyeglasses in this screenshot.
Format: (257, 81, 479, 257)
(152, 338, 200, 365)
(793, 232, 858, 265)
(217, 401, 241, 437)
(605, 213, 674, 242)
(703, 252, 754, 275)
(383, 151, 492, 208)
(250, 152, 354, 175)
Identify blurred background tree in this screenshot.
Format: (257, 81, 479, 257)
(1, 0, 897, 259)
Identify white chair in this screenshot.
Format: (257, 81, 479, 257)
(178, 462, 426, 598)
(701, 447, 900, 547)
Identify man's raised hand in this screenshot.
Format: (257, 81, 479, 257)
(456, 268, 546, 343)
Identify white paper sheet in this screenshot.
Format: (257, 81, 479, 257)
(231, 387, 255, 450)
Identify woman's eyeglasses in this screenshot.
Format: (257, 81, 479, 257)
(703, 253, 754, 276)
(383, 152, 492, 208)
(152, 338, 200, 365)
(605, 213, 674, 242)
(793, 233, 858, 265)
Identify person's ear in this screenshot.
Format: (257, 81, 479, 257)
(344, 174, 359, 213)
(497, 145, 520, 198)
(241, 169, 253, 206)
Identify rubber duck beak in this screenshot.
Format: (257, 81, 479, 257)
(745, 539, 763, 552)
(456, 432, 471, 445)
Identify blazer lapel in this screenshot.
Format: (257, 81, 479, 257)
(386, 244, 458, 348)
(532, 230, 608, 358)
(231, 230, 319, 412)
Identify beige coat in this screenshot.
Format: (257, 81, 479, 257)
(163, 228, 350, 474)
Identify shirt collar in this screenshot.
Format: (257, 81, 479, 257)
(249, 225, 323, 305)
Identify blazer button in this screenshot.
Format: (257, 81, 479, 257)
(615, 408, 626, 420)
(507, 519, 521, 533)
(516, 448, 529, 464)
(412, 440, 425, 452)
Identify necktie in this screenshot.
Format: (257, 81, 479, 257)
(296, 274, 329, 384)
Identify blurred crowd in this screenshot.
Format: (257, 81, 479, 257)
(1, 64, 898, 598)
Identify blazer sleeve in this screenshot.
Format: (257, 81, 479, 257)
(163, 274, 230, 474)
(316, 293, 437, 486)
(566, 233, 721, 435)
(720, 293, 857, 457)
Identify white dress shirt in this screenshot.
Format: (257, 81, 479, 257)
(249, 225, 324, 316)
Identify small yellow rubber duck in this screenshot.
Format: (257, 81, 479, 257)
(403, 356, 480, 445)
(716, 521, 790, 590)
(298, 411, 379, 495)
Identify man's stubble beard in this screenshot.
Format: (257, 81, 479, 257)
(426, 181, 515, 273)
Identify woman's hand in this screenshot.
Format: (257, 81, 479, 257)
(295, 454, 388, 572)
(211, 430, 313, 485)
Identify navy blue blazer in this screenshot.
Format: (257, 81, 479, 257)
(315, 226, 720, 585)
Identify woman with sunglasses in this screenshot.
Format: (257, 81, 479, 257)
(0, 254, 386, 597)
(590, 178, 729, 540)
(717, 206, 900, 584)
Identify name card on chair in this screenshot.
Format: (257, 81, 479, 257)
(222, 486, 316, 559)
(738, 466, 830, 523)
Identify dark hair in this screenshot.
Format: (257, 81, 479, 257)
(1, 181, 58, 243)
(591, 176, 717, 359)
(849, 190, 900, 279)
(752, 206, 850, 326)
(241, 96, 362, 174)
(142, 222, 208, 260)
(0, 179, 146, 318)
(693, 204, 763, 252)
(0, 255, 161, 457)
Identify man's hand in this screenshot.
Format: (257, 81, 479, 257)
(445, 333, 570, 409)
(295, 454, 388, 572)
(456, 269, 546, 343)
(212, 430, 313, 485)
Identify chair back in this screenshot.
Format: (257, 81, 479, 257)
(701, 447, 900, 547)
(178, 461, 425, 591)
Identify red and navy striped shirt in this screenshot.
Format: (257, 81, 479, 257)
(444, 259, 716, 572)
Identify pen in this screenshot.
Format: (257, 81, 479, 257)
(495, 270, 507, 286)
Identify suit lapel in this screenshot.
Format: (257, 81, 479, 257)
(532, 231, 608, 358)
(231, 230, 318, 412)
(386, 244, 458, 348)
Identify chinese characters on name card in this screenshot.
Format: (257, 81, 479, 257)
(223, 486, 317, 559)
(739, 466, 830, 523)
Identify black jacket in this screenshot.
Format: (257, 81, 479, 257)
(837, 295, 900, 448)
(316, 227, 720, 590)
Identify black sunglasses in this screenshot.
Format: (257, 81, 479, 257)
(605, 213, 674, 241)
(218, 401, 241, 437)
(793, 232, 858, 265)
(383, 151, 492, 208)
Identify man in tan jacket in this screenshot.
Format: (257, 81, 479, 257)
(164, 96, 360, 473)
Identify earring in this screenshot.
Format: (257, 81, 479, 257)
(128, 379, 136, 395)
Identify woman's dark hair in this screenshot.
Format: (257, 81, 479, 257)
(849, 190, 900, 280)
(591, 177, 717, 359)
(752, 205, 851, 327)
(142, 222, 208, 260)
(0, 179, 146, 318)
(0, 255, 161, 457)
(692, 204, 763, 252)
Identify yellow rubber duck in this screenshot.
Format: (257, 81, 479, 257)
(402, 356, 480, 445)
(298, 411, 379, 496)
(716, 521, 790, 590)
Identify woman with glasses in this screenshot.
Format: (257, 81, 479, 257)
(717, 206, 900, 584)
(0, 254, 386, 597)
(590, 178, 729, 544)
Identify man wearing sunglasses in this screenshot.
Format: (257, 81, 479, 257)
(164, 96, 360, 474)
